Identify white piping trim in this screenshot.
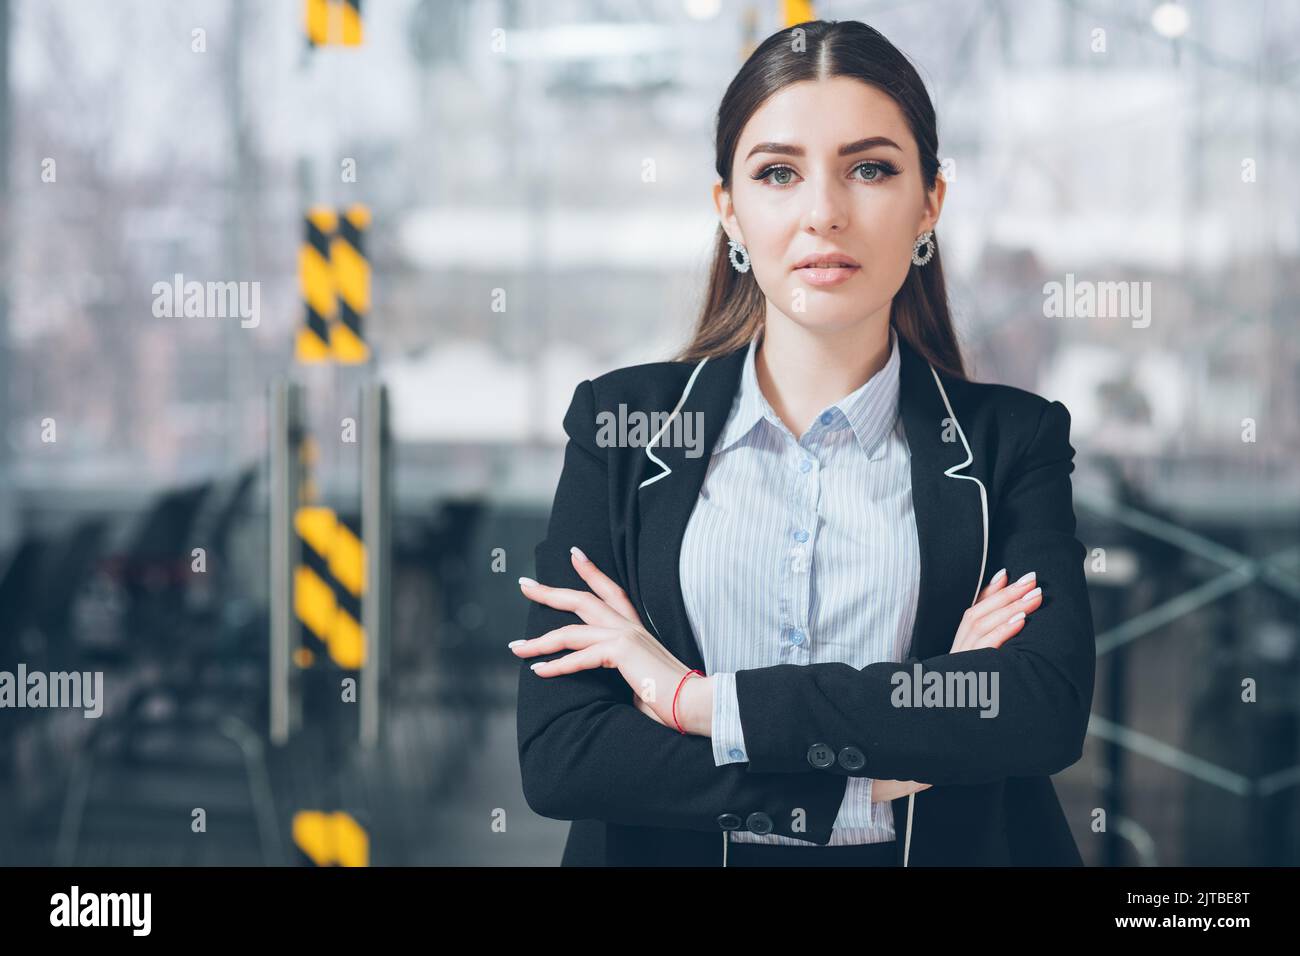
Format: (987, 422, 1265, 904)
(638, 356, 710, 490)
(926, 364, 989, 609)
(904, 791, 915, 868)
(638, 356, 710, 642)
(899, 367, 990, 870)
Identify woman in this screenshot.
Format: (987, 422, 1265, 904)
(511, 19, 1095, 868)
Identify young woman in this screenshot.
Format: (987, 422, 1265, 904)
(511, 19, 1095, 867)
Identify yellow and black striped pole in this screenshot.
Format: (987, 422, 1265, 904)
(295, 207, 337, 364)
(331, 204, 371, 364)
(290, 203, 372, 669)
(293, 504, 367, 670)
(782, 0, 816, 27)
(340, 0, 363, 46)
(294, 205, 371, 364)
(329, 511, 366, 667)
(304, 0, 331, 47)
(292, 810, 370, 866)
(305, 0, 363, 47)
(293, 505, 331, 668)
(291, 429, 318, 670)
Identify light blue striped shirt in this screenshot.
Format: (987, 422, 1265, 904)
(680, 324, 920, 845)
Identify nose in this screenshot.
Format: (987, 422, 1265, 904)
(802, 172, 849, 234)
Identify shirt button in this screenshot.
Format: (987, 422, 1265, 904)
(799, 458, 812, 473)
(728, 747, 745, 761)
(790, 627, 805, 646)
(820, 411, 833, 425)
(793, 529, 809, 542)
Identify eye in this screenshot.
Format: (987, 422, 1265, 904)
(753, 164, 797, 187)
(752, 160, 901, 189)
(852, 160, 900, 183)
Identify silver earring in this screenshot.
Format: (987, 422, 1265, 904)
(911, 230, 935, 266)
(728, 239, 750, 273)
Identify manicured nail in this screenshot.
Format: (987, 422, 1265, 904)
(570, 546, 588, 563)
(529, 662, 543, 671)
(508, 640, 527, 647)
(518, 576, 538, 588)
(1015, 571, 1036, 586)
(1021, 586, 1041, 603)
(991, 568, 1007, 584)
(1008, 610, 1025, 624)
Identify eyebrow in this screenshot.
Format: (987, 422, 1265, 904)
(745, 136, 902, 160)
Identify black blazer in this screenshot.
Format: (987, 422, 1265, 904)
(516, 329, 1096, 866)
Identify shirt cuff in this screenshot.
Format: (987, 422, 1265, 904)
(833, 776, 876, 830)
(710, 672, 750, 766)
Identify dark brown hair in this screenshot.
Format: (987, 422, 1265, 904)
(673, 19, 966, 379)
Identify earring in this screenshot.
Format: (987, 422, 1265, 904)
(728, 239, 750, 273)
(911, 230, 935, 266)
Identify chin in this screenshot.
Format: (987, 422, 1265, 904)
(782, 310, 863, 334)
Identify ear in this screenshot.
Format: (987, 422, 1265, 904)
(712, 181, 743, 245)
(919, 173, 947, 233)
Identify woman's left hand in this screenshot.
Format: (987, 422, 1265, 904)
(513, 547, 711, 735)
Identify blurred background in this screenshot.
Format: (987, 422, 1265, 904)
(0, 0, 1297, 866)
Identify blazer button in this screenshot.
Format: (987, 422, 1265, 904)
(745, 811, 774, 835)
(837, 745, 866, 771)
(807, 742, 835, 769)
(716, 812, 742, 831)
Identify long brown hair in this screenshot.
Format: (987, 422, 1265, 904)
(673, 19, 966, 380)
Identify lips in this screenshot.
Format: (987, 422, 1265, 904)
(791, 251, 861, 287)
(793, 252, 860, 270)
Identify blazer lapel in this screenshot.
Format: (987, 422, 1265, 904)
(626, 331, 987, 672)
(896, 336, 989, 660)
(630, 344, 748, 672)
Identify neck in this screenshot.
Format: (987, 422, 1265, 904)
(754, 311, 893, 440)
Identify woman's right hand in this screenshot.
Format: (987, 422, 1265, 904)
(948, 567, 1042, 653)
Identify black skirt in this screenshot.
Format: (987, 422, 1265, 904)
(724, 836, 898, 867)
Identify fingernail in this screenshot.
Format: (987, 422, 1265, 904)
(529, 662, 543, 671)
(518, 576, 538, 588)
(1021, 586, 1041, 603)
(508, 640, 526, 647)
(570, 546, 587, 563)
(1015, 571, 1036, 586)
(991, 568, 1007, 583)
(1008, 610, 1025, 624)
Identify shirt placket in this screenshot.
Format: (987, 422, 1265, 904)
(782, 416, 827, 665)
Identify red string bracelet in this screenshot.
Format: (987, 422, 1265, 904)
(672, 669, 705, 735)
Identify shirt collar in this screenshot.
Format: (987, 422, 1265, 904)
(713, 324, 902, 461)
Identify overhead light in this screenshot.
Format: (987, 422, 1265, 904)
(683, 0, 722, 19)
(1151, 2, 1189, 39)
(498, 23, 676, 62)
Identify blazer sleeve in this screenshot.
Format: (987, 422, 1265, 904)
(516, 378, 851, 843)
(732, 398, 1096, 785)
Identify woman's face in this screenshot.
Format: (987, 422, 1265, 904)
(714, 76, 945, 335)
